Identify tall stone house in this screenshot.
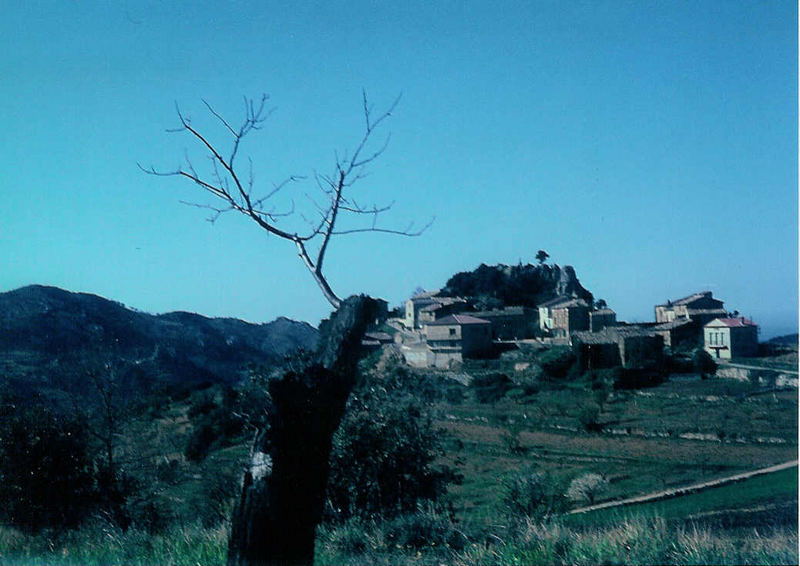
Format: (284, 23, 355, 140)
(589, 308, 616, 332)
(655, 291, 727, 327)
(704, 317, 759, 359)
(404, 290, 468, 329)
(424, 314, 492, 368)
(550, 298, 590, 337)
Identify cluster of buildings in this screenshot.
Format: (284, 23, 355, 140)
(399, 289, 759, 369)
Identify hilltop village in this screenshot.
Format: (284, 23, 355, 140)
(379, 264, 759, 370)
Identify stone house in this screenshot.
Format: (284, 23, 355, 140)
(424, 314, 492, 368)
(404, 290, 440, 329)
(704, 317, 759, 359)
(589, 308, 617, 332)
(572, 327, 664, 370)
(417, 297, 470, 326)
(655, 291, 726, 326)
(652, 318, 696, 349)
(538, 296, 573, 331)
(550, 298, 590, 337)
(470, 306, 537, 340)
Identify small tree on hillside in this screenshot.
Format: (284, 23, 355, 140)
(536, 249, 549, 265)
(692, 348, 717, 379)
(145, 93, 431, 566)
(567, 473, 607, 506)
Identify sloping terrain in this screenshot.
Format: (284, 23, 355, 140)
(0, 285, 318, 402)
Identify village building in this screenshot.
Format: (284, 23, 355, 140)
(652, 318, 696, 349)
(572, 327, 664, 370)
(538, 296, 573, 331)
(704, 317, 759, 359)
(423, 314, 492, 368)
(404, 290, 470, 329)
(550, 298, 590, 337)
(589, 308, 617, 332)
(416, 297, 470, 326)
(655, 291, 726, 326)
(470, 306, 537, 340)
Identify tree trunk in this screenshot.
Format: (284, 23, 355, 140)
(227, 295, 382, 566)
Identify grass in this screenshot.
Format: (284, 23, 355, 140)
(315, 513, 798, 566)
(566, 466, 798, 527)
(0, 523, 228, 566)
(435, 370, 796, 525)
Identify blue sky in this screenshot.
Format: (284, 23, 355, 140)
(1, 1, 796, 338)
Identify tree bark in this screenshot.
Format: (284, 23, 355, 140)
(227, 295, 382, 566)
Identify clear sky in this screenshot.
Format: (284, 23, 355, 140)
(1, 1, 797, 338)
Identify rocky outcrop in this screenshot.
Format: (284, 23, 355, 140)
(441, 262, 593, 309)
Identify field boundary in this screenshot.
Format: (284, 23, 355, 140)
(569, 460, 798, 515)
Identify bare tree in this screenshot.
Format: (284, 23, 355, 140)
(140, 92, 430, 308)
(144, 93, 429, 566)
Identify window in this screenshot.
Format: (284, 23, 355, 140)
(449, 328, 456, 336)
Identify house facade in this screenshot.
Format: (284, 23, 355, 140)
(655, 291, 726, 326)
(572, 327, 664, 370)
(538, 296, 573, 331)
(551, 298, 590, 337)
(589, 308, 617, 332)
(417, 297, 470, 326)
(424, 314, 492, 368)
(704, 317, 759, 359)
(470, 306, 537, 340)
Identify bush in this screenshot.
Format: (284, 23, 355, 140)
(538, 347, 577, 380)
(0, 403, 98, 532)
(384, 508, 466, 551)
(503, 466, 567, 521)
(567, 473, 607, 506)
(692, 348, 718, 377)
(578, 403, 602, 432)
(471, 373, 513, 403)
(326, 374, 459, 522)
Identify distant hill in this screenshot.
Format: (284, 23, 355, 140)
(440, 263, 593, 310)
(767, 333, 799, 347)
(0, 285, 318, 401)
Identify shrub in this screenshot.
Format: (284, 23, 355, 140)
(503, 466, 567, 521)
(326, 375, 459, 522)
(384, 508, 466, 551)
(538, 347, 577, 380)
(471, 373, 513, 403)
(567, 473, 607, 505)
(0, 403, 98, 532)
(692, 348, 718, 377)
(578, 403, 602, 432)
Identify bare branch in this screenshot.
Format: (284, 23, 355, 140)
(145, 92, 428, 310)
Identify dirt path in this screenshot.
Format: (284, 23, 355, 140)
(569, 459, 798, 515)
(719, 361, 798, 375)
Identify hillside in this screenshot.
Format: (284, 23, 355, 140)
(0, 285, 318, 401)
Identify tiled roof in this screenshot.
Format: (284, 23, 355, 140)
(573, 326, 661, 344)
(427, 314, 491, 326)
(538, 296, 574, 308)
(653, 318, 694, 330)
(471, 306, 531, 317)
(686, 308, 727, 316)
(410, 289, 441, 300)
(705, 317, 757, 328)
(552, 298, 589, 310)
(657, 291, 718, 308)
(591, 308, 616, 316)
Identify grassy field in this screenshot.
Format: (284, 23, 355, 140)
(566, 466, 798, 527)
(433, 365, 797, 525)
(1, 346, 796, 565)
